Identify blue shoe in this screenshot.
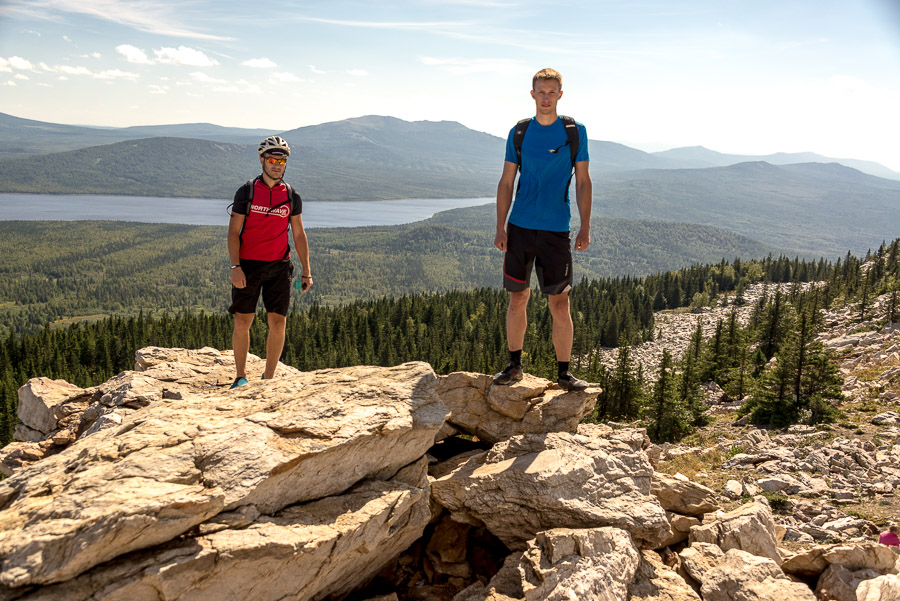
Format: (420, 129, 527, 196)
(229, 376, 249, 389)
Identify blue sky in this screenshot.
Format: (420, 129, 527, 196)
(2, 0, 900, 170)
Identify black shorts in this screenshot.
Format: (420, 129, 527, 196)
(229, 259, 293, 316)
(503, 223, 573, 295)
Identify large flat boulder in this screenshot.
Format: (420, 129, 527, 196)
(431, 425, 671, 549)
(433, 372, 599, 444)
(7, 475, 431, 601)
(0, 359, 448, 588)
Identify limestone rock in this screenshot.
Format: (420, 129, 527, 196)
(700, 549, 816, 601)
(658, 512, 701, 548)
(433, 372, 599, 444)
(16, 377, 85, 434)
(628, 549, 702, 601)
(816, 563, 881, 601)
(679, 542, 725, 585)
(514, 527, 641, 601)
(856, 574, 900, 601)
(724, 480, 743, 500)
(781, 542, 900, 578)
(689, 498, 782, 565)
(8, 477, 431, 601)
(0, 360, 448, 588)
(431, 425, 672, 549)
(650, 472, 720, 516)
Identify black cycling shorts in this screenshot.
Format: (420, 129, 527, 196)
(503, 222, 573, 295)
(229, 259, 293, 316)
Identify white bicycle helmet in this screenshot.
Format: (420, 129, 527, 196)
(258, 135, 291, 156)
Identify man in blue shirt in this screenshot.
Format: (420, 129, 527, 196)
(493, 68, 593, 391)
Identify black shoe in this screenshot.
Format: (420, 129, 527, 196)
(493, 362, 524, 385)
(557, 372, 588, 391)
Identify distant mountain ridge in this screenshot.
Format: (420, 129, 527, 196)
(1, 112, 900, 257)
(1, 111, 897, 180)
(654, 145, 899, 181)
(595, 161, 900, 256)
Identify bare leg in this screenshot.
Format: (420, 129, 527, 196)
(232, 312, 255, 378)
(264, 312, 287, 379)
(548, 291, 573, 361)
(506, 289, 530, 352)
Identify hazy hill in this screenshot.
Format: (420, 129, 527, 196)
(654, 145, 900, 180)
(4, 111, 898, 180)
(0, 112, 269, 159)
(594, 161, 900, 256)
(284, 115, 504, 174)
(0, 136, 497, 200)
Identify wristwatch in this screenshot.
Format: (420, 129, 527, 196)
(230, 264, 240, 269)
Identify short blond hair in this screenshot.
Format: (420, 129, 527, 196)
(532, 68, 562, 90)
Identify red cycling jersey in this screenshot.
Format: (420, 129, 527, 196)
(232, 176, 302, 261)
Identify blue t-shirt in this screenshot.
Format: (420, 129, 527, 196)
(505, 117, 589, 232)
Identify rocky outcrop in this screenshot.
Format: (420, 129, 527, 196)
(6, 338, 896, 601)
(433, 372, 599, 444)
(431, 425, 672, 550)
(0, 348, 448, 600)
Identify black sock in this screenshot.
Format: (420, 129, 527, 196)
(557, 361, 569, 378)
(510, 349, 523, 366)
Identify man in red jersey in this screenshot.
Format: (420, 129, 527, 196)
(227, 136, 312, 388)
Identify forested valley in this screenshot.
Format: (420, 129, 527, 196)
(4, 240, 898, 447)
(0, 215, 773, 336)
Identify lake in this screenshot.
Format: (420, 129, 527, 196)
(0, 194, 493, 228)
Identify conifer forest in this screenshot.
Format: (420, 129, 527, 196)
(3, 238, 898, 447)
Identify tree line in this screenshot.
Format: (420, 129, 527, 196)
(2, 241, 898, 447)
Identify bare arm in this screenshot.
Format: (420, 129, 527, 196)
(494, 161, 519, 251)
(290, 214, 313, 291)
(228, 213, 246, 288)
(573, 161, 592, 251)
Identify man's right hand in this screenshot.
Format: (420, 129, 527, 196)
(494, 230, 507, 251)
(231, 266, 246, 289)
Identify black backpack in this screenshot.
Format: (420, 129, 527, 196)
(512, 115, 580, 200)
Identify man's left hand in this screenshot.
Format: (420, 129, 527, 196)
(574, 228, 590, 251)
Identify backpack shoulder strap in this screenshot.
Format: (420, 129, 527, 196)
(512, 117, 531, 169)
(559, 115, 579, 166)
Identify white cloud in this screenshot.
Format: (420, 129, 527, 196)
(7, 56, 36, 71)
(95, 69, 138, 80)
(58, 65, 92, 76)
(346, 69, 368, 76)
(270, 72, 303, 83)
(190, 71, 226, 83)
(81, 52, 102, 59)
(309, 65, 326, 74)
(0, 59, 10, 73)
(213, 79, 262, 94)
(23, 29, 41, 37)
(420, 56, 530, 75)
(14, 73, 29, 80)
(3, 81, 16, 87)
(62, 35, 71, 42)
(6, 0, 233, 41)
(154, 46, 218, 67)
(149, 84, 167, 94)
(242, 57, 277, 69)
(116, 44, 152, 64)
